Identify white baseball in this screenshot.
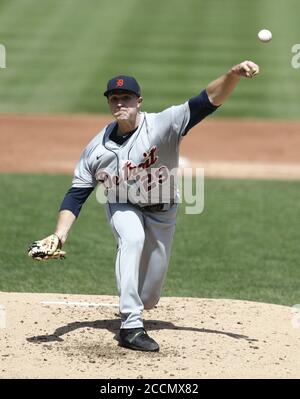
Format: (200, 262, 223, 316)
(258, 29, 272, 43)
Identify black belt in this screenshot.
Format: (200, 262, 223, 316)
(133, 200, 175, 212)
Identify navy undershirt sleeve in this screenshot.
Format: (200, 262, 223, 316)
(184, 89, 219, 135)
(59, 186, 94, 217)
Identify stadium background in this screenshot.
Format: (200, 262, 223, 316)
(1, 0, 300, 306)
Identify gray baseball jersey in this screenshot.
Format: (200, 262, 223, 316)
(72, 102, 190, 206)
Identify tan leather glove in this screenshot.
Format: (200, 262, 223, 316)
(28, 234, 66, 261)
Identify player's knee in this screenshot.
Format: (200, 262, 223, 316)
(124, 233, 145, 252)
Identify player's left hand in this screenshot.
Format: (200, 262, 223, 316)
(28, 233, 66, 261)
(232, 60, 260, 78)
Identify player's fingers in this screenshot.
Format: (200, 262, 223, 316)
(246, 60, 258, 67)
(241, 63, 251, 73)
(251, 67, 259, 76)
(248, 65, 259, 77)
(245, 61, 259, 74)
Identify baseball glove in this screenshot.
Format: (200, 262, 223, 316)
(28, 234, 66, 261)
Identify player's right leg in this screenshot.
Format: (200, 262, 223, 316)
(105, 202, 145, 329)
(105, 202, 159, 351)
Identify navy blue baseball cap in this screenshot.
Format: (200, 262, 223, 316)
(104, 75, 141, 97)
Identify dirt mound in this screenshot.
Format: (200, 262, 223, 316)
(1, 292, 299, 378)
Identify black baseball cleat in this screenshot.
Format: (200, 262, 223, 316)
(119, 328, 160, 352)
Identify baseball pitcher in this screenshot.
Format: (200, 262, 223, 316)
(28, 61, 259, 352)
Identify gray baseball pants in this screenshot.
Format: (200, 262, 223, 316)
(105, 202, 178, 329)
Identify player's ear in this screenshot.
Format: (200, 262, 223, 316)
(137, 96, 143, 109)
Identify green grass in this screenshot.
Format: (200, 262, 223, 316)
(0, 0, 299, 118)
(1, 174, 300, 306)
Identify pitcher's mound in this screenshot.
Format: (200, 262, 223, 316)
(0, 292, 299, 378)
